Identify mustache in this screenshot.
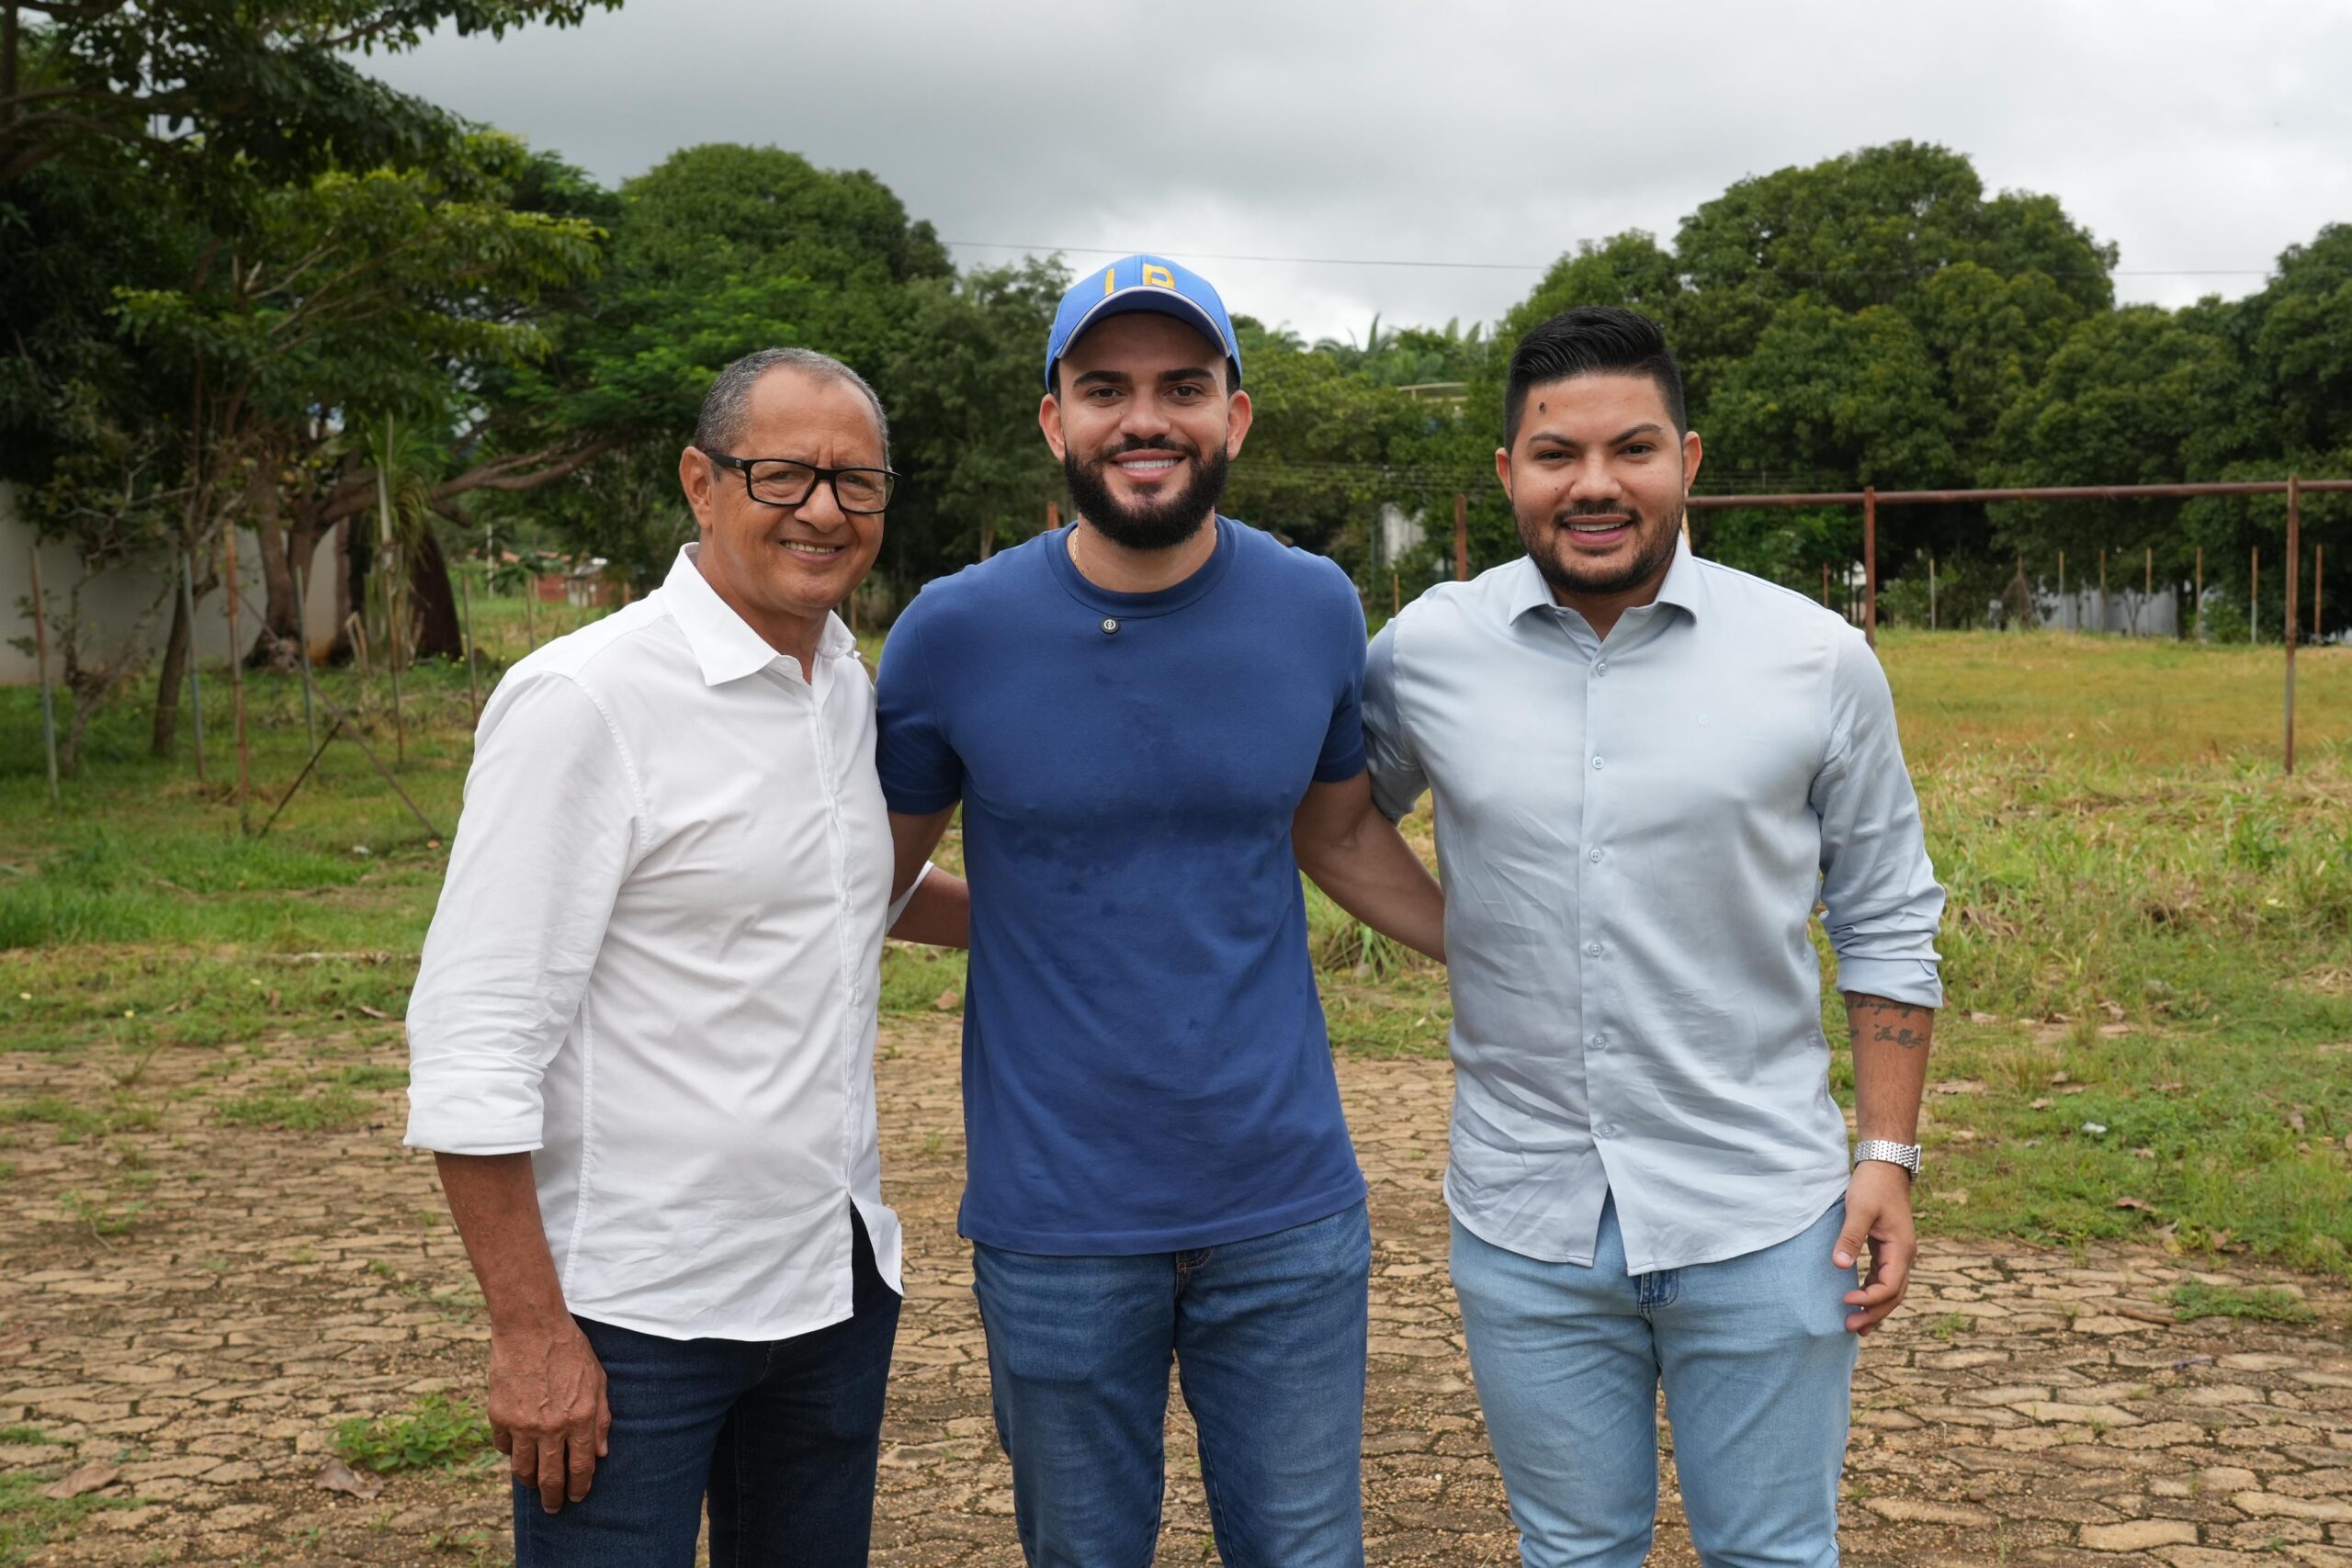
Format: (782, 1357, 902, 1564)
(1097, 435, 1201, 461)
(1554, 502, 1640, 525)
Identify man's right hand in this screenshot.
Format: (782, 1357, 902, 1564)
(487, 1315, 611, 1513)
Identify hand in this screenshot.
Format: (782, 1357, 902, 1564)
(1834, 1161, 1917, 1336)
(487, 1316, 611, 1514)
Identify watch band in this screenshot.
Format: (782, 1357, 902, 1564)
(1854, 1138, 1922, 1178)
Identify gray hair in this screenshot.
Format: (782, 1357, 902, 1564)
(693, 346, 890, 462)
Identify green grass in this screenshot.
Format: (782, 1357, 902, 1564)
(3, 622, 2349, 1278)
(0, 1427, 59, 1447)
(334, 1393, 494, 1474)
(58, 1190, 145, 1238)
(0, 1094, 158, 1144)
(2169, 1280, 2318, 1324)
(0, 1472, 135, 1566)
(212, 1083, 373, 1132)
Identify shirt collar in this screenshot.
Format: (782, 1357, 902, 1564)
(663, 543, 855, 686)
(1506, 536, 1706, 626)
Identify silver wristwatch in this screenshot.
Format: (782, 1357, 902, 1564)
(1853, 1139, 1922, 1179)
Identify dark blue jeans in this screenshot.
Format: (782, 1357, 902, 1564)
(514, 1212, 900, 1568)
(971, 1201, 1373, 1568)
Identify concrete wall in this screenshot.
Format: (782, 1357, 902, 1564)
(2037, 587, 2181, 637)
(2, 481, 339, 687)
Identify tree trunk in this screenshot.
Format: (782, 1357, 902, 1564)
(251, 519, 303, 670)
(409, 526, 463, 660)
(151, 568, 191, 759)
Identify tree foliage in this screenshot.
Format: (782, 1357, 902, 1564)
(0, 0, 616, 186)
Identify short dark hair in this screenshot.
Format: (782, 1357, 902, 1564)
(1503, 306, 1687, 450)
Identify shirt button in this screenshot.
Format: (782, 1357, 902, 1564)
(1589, 1032, 1609, 1050)
(1589, 848, 1603, 863)
(1595, 660, 1610, 675)
(1595, 1122, 1620, 1139)
(1101, 617, 1119, 635)
(1591, 756, 1604, 771)
(1585, 941, 1602, 958)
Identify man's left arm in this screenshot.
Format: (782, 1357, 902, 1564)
(1293, 773, 1445, 962)
(1812, 630, 1948, 1337)
(1837, 993, 1932, 1334)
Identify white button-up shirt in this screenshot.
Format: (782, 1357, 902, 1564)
(1365, 544, 1944, 1276)
(405, 544, 904, 1341)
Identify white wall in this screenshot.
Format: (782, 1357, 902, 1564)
(1, 481, 339, 687)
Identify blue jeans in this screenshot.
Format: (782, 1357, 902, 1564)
(513, 1211, 900, 1568)
(971, 1201, 1372, 1568)
(1452, 1196, 1860, 1568)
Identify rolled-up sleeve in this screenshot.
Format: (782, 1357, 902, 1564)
(1362, 622, 1428, 824)
(403, 671, 641, 1154)
(1811, 630, 1945, 1007)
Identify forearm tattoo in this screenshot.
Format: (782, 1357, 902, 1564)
(1849, 995, 1931, 1050)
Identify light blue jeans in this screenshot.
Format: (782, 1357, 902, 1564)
(971, 1201, 1372, 1568)
(1452, 1195, 1859, 1568)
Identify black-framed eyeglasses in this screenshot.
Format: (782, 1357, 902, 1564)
(706, 453, 899, 514)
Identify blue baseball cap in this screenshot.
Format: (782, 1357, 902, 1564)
(1043, 254, 1244, 393)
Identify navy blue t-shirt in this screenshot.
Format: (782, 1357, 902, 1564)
(876, 517, 1370, 1254)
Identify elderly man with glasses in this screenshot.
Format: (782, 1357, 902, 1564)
(406, 346, 967, 1567)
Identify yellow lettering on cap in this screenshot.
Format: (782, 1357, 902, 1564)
(1103, 267, 1116, 297)
(1143, 264, 1175, 288)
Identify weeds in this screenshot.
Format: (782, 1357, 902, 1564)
(0, 1470, 135, 1564)
(334, 1394, 494, 1474)
(2170, 1281, 2317, 1324)
(0, 1096, 157, 1145)
(213, 1085, 371, 1132)
(59, 1190, 143, 1240)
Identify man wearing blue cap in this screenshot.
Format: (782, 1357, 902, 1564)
(876, 255, 1446, 1566)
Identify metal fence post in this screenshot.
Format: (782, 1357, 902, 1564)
(224, 526, 250, 830)
(1453, 492, 1468, 581)
(28, 547, 60, 807)
(2284, 476, 2300, 775)
(183, 551, 207, 784)
(295, 556, 316, 752)
(458, 564, 482, 727)
(1862, 486, 1877, 647)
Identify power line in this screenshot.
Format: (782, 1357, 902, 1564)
(939, 238, 2270, 280)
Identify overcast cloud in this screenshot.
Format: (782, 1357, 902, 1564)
(363, 0, 2352, 345)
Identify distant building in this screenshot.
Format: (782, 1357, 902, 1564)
(1375, 502, 1426, 570)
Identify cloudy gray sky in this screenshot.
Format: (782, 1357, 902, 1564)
(366, 0, 2352, 345)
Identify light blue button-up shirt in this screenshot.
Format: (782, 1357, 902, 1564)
(1363, 544, 1944, 1275)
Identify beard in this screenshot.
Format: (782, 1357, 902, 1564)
(1064, 436, 1232, 553)
(1519, 498, 1685, 600)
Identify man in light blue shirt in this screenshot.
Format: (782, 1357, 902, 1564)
(1363, 306, 1944, 1566)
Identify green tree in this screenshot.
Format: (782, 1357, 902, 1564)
(484, 144, 962, 593)
(1227, 323, 1433, 566)
(876, 259, 1066, 589)
(1986, 303, 2245, 570)
(0, 0, 615, 186)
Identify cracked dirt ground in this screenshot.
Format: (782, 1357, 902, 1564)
(3, 1016, 2348, 1566)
